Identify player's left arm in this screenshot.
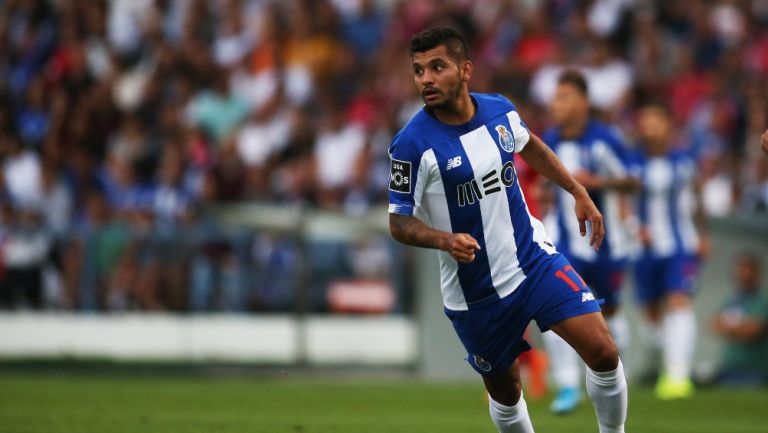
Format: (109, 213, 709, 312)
(520, 133, 604, 251)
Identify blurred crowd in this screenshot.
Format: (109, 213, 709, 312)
(0, 0, 767, 311)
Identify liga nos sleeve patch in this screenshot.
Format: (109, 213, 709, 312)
(389, 158, 412, 193)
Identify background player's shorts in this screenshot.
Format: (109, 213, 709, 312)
(634, 253, 699, 305)
(569, 257, 627, 308)
(445, 253, 601, 376)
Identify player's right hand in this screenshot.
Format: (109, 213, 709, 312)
(444, 233, 481, 263)
(574, 192, 604, 252)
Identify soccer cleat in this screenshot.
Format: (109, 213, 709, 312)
(655, 375, 694, 400)
(550, 387, 582, 414)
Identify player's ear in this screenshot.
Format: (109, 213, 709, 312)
(461, 60, 473, 82)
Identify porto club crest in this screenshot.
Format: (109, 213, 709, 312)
(472, 354, 492, 372)
(495, 124, 515, 153)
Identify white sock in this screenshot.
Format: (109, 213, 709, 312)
(662, 306, 696, 381)
(586, 359, 628, 433)
(606, 314, 630, 355)
(489, 394, 535, 433)
(542, 331, 581, 389)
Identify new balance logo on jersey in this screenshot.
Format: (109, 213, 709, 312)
(446, 156, 462, 170)
(457, 161, 516, 207)
(582, 292, 595, 303)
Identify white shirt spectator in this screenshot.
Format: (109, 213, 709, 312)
(315, 123, 366, 189)
(213, 28, 255, 67)
(584, 60, 633, 111)
(107, 0, 153, 53)
(236, 109, 292, 167)
(4, 150, 42, 208)
(230, 69, 278, 112)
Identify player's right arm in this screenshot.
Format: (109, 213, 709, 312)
(387, 131, 480, 263)
(389, 214, 480, 263)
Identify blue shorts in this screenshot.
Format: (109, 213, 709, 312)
(634, 253, 699, 305)
(569, 257, 627, 308)
(445, 253, 602, 376)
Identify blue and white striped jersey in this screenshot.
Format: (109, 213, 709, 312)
(388, 93, 557, 311)
(631, 149, 700, 258)
(541, 120, 632, 262)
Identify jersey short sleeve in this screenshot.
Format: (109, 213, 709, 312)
(388, 131, 423, 216)
(506, 107, 531, 153)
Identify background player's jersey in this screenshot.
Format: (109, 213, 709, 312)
(388, 93, 557, 311)
(631, 149, 700, 258)
(541, 120, 631, 262)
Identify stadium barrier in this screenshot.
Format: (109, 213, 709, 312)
(0, 313, 417, 365)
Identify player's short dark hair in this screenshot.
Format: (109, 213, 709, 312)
(557, 69, 588, 97)
(409, 26, 469, 62)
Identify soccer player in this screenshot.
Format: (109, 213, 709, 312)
(388, 27, 627, 433)
(540, 70, 639, 414)
(632, 102, 706, 400)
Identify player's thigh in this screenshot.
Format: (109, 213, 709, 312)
(548, 311, 619, 372)
(482, 359, 523, 406)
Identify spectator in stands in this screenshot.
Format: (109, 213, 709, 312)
(0, 203, 51, 309)
(712, 253, 768, 386)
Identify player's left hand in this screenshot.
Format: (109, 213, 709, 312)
(574, 189, 604, 252)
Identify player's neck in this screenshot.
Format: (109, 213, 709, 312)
(430, 92, 476, 125)
(560, 116, 589, 139)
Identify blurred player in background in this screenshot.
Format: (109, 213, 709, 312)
(388, 27, 627, 433)
(632, 102, 708, 400)
(762, 129, 768, 154)
(539, 70, 639, 414)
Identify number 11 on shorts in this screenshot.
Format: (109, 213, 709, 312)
(555, 265, 587, 292)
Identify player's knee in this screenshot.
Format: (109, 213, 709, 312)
(485, 375, 522, 407)
(586, 341, 619, 372)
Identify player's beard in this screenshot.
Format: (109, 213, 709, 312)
(423, 76, 463, 112)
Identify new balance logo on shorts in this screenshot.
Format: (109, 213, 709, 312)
(446, 156, 462, 170)
(582, 292, 595, 302)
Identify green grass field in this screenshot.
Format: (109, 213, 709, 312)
(0, 374, 766, 433)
